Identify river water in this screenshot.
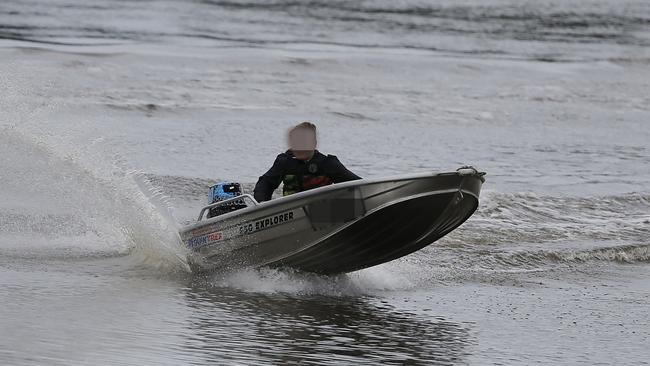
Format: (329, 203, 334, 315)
(1, 0, 649, 365)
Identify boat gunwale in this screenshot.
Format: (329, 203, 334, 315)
(180, 170, 482, 234)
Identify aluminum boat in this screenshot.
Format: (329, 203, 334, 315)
(180, 167, 485, 274)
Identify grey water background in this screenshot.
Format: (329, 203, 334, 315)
(1, 0, 649, 364)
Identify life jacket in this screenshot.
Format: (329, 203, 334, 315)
(282, 174, 333, 196)
(253, 149, 361, 202)
(282, 152, 334, 196)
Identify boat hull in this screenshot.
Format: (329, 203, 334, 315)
(180, 169, 484, 274)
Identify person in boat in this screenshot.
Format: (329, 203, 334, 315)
(253, 122, 361, 202)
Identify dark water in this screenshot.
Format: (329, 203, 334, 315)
(2, 0, 649, 57)
(1, 0, 649, 365)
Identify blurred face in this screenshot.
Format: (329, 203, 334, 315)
(289, 128, 317, 161)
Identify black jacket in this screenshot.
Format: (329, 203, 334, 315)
(253, 150, 361, 202)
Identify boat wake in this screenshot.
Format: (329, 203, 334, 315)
(445, 190, 650, 247)
(1, 106, 647, 290)
(495, 243, 650, 266)
(141, 173, 650, 285)
(200, 264, 416, 296)
(0, 125, 189, 272)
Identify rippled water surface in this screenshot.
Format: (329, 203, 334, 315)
(1, 0, 649, 365)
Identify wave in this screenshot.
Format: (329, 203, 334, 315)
(198, 240, 650, 294)
(0, 34, 121, 46)
(443, 190, 650, 248)
(203, 0, 650, 46)
(489, 243, 650, 268)
(0, 125, 190, 272)
(2, 0, 648, 63)
(204, 265, 416, 296)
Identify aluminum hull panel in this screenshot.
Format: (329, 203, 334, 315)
(180, 170, 484, 274)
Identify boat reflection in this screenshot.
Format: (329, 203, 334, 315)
(180, 279, 473, 365)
